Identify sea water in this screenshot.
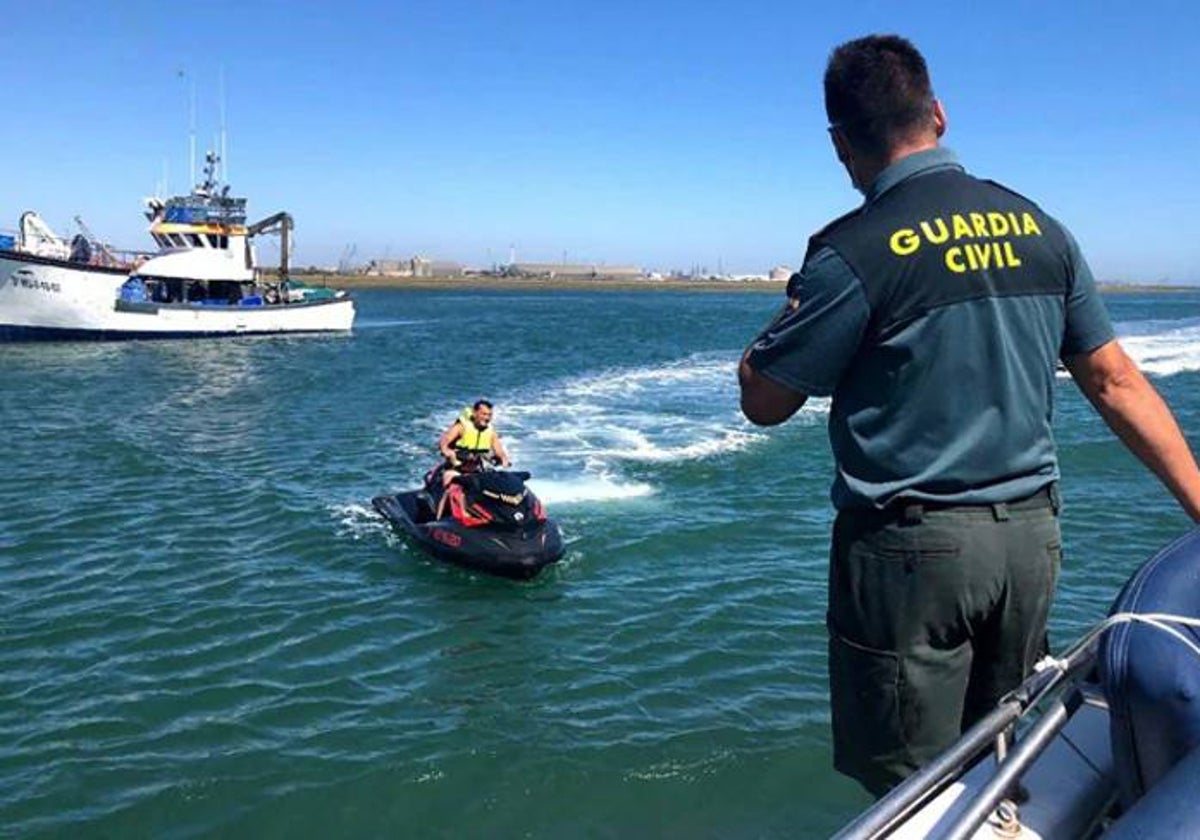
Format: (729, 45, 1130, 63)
(2, 288, 1198, 837)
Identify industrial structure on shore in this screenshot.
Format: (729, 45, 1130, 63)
(358, 253, 793, 283)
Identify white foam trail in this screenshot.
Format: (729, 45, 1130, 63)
(579, 427, 764, 462)
(330, 503, 387, 539)
(379, 437, 431, 460)
(413, 352, 773, 467)
(556, 357, 735, 400)
(1118, 320, 1200, 377)
(500, 352, 773, 467)
(1053, 319, 1200, 379)
(799, 396, 831, 417)
(395, 352, 784, 504)
(526, 475, 654, 505)
(355, 318, 427, 329)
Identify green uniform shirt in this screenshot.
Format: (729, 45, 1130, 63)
(747, 148, 1115, 509)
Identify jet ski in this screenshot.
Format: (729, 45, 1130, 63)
(372, 462, 565, 580)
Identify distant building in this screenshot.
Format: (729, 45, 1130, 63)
(507, 262, 644, 279)
(365, 256, 466, 277)
(364, 259, 410, 277)
(412, 257, 465, 277)
(769, 265, 793, 282)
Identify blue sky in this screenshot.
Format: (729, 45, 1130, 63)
(1, 0, 1198, 280)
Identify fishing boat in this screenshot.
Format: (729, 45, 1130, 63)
(0, 152, 354, 340)
(834, 526, 1200, 839)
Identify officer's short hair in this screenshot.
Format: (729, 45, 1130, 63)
(824, 34, 936, 159)
(473, 399, 493, 411)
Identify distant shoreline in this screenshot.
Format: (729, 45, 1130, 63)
(303, 274, 788, 293)
(1096, 283, 1200, 294)
(298, 274, 1198, 295)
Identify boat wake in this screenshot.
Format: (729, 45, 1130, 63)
(331, 502, 390, 539)
(1053, 317, 1200, 379)
(525, 474, 655, 505)
(354, 318, 428, 330)
(500, 353, 763, 495)
(1118, 317, 1200, 377)
(397, 352, 790, 504)
(393, 311, 1200, 506)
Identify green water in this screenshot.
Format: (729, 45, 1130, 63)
(2, 289, 1198, 837)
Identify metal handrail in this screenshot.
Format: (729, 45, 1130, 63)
(832, 639, 1099, 840)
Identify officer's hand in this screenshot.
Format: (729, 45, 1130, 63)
(785, 271, 802, 299)
(449, 453, 461, 467)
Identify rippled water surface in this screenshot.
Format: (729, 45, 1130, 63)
(2, 289, 1199, 837)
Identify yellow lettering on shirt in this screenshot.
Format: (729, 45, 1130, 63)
(945, 247, 967, 273)
(952, 214, 975, 239)
(889, 228, 921, 256)
(968, 242, 993, 269)
(920, 218, 950, 244)
(986, 212, 1010, 236)
(970, 213, 989, 238)
(964, 243, 980, 270)
(886, 207, 1043, 276)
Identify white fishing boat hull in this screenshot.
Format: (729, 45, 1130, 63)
(0, 249, 354, 340)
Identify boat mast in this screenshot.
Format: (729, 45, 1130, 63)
(187, 72, 197, 190)
(219, 65, 228, 185)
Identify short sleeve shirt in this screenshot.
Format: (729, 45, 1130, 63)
(746, 147, 1115, 509)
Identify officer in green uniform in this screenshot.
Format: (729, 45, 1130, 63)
(738, 34, 1200, 796)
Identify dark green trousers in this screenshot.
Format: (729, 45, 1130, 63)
(827, 487, 1061, 797)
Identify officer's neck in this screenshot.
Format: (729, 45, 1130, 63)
(853, 137, 940, 194)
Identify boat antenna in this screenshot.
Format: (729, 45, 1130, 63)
(190, 78, 197, 189)
(178, 68, 196, 190)
(219, 64, 227, 185)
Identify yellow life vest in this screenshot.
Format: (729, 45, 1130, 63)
(455, 407, 495, 454)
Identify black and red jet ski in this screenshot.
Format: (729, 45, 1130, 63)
(372, 463, 565, 580)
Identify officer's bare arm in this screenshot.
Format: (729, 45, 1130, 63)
(1065, 339, 1200, 521)
(738, 352, 809, 426)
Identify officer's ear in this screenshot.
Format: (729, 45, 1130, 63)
(830, 126, 851, 166)
(932, 99, 947, 139)
(830, 128, 856, 176)
(829, 128, 863, 191)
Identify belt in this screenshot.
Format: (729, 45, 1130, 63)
(855, 483, 1060, 525)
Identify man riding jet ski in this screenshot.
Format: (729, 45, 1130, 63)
(435, 400, 511, 518)
(373, 401, 565, 580)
